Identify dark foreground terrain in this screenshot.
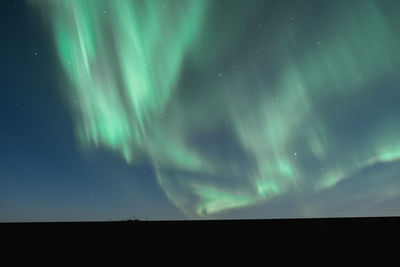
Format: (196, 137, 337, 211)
(2, 217, 399, 257)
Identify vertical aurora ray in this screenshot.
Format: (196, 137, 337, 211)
(30, 0, 400, 218)
(33, 0, 206, 164)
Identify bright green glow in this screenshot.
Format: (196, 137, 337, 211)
(31, 0, 400, 218)
(35, 0, 206, 163)
(193, 185, 255, 216)
(256, 180, 281, 198)
(315, 170, 346, 191)
(367, 145, 400, 165)
(375, 150, 400, 163)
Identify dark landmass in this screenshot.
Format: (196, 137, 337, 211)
(2, 216, 399, 257)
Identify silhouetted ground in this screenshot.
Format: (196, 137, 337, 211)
(2, 217, 399, 258)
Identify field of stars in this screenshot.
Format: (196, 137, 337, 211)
(1, 0, 400, 221)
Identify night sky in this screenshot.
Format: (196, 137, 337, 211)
(2, 0, 400, 222)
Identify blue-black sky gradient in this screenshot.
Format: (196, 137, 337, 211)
(2, 0, 400, 221)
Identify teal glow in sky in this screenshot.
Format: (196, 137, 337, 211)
(27, 0, 400, 219)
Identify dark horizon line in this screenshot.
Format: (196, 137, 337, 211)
(2, 215, 400, 224)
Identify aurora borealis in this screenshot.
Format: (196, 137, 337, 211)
(3, 0, 400, 221)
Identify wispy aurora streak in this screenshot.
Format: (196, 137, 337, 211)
(31, 0, 400, 218)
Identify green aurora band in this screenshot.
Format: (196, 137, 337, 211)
(31, 0, 400, 218)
